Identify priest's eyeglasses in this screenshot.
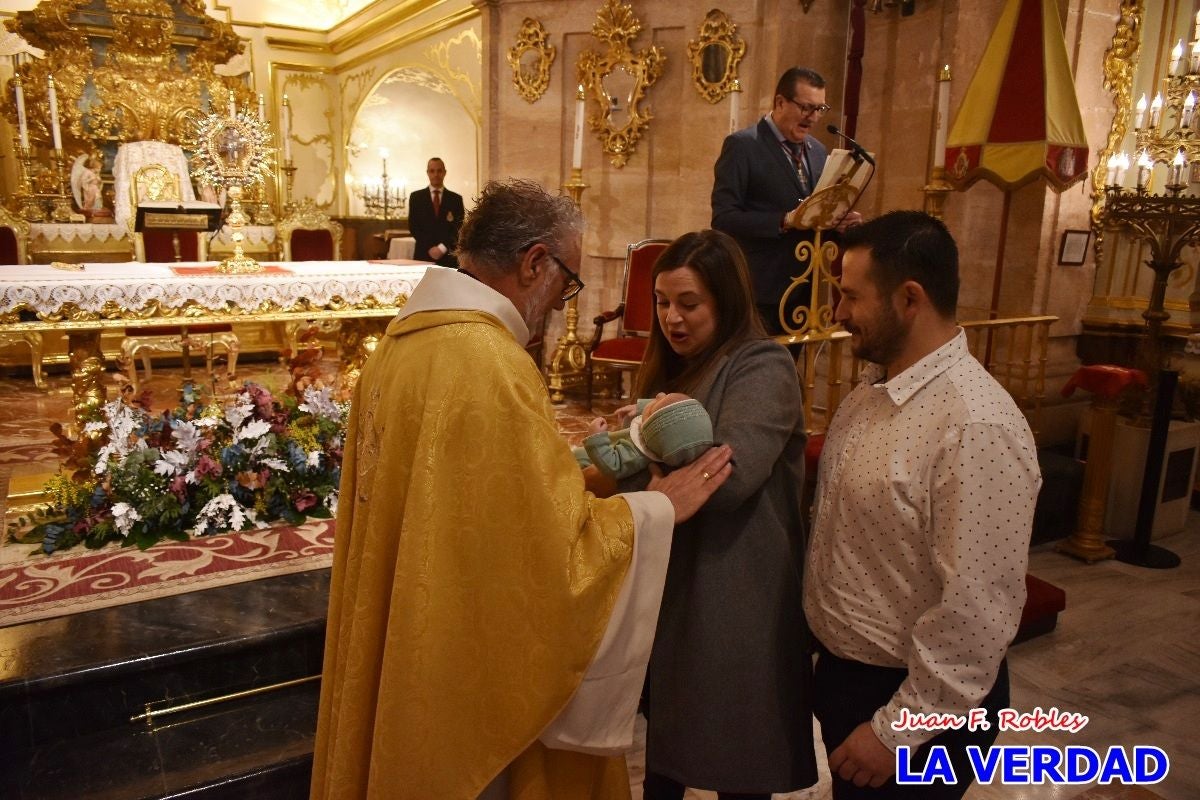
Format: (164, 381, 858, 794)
(785, 97, 831, 117)
(548, 254, 585, 302)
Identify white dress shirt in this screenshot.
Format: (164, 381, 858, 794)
(804, 329, 1041, 751)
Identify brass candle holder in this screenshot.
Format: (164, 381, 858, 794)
(14, 144, 44, 222)
(547, 168, 593, 403)
(283, 159, 297, 214)
(49, 148, 74, 223)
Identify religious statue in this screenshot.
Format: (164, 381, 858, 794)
(70, 154, 111, 220)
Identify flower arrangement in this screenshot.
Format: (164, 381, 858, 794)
(8, 379, 347, 554)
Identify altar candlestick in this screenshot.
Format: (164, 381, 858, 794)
(281, 95, 292, 161)
(571, 84, 585, 170)
(729, 80, 740, 134)
(1150, 93, 1164, 128)
(257, 92, 265, 122)
(1135, 94, 1147, 129)
(1171, 40, 1184, 76)
(228, 90, 236, 119)
(934, 65, 951, 169)
(47, 75, 61, 150)
(13, 74, 28, 149)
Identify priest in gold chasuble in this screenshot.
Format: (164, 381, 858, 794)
(311, 181, 732, 800)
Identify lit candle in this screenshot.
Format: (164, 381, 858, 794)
(1184, 92, 1196, 128)
(1195, 10, 1200, 42)
(13, 73, 28, 150)
(228, 90, 236, 119)
(1136, 150, 1153, 190)
(1172, 150, 1187, 186)
(281, 94, 292, 162)
(1105, 154, 1119, 186)
(934, 64, 951, 169)
(1115, 152, 1130, 185)
(1171, 39, 1184, 76)
(1191, 40, 1200, 74)
(1135, 94, 1147, 129)
(1150, 93, 1164, 128)
(47, 75, 61, 151)
(379, 147, 388, 176)
(257, 92, 265, 122)
(572, 84, 585, 170)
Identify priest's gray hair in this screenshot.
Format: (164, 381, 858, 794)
(456, 178, 583, 274)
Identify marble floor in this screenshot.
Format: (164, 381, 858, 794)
(0, 357, 1195, 800)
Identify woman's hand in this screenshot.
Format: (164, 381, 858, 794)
(614, 404, 638, 428)
(647, 444, 733, 524)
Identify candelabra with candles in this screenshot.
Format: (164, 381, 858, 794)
(354, 149, 406, 222)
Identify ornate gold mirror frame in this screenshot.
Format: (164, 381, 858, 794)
(686, 9, 746, 104)
(577, 0, 665, 168)
(1091, 0, 1142, 230)
(506, 18, 556, 104)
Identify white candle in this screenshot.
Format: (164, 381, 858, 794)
(571, 84, 585, 170)
(1135, 94, 1147, 129)
(1172, 150, 1187, 186)
(1191, 40, 1200, 74)
(1195, 11, 1200, 42)
(281, 95, 292, 161)
(379, 147, 388, 176)
(1105, 154, 1119, 186)
(13, 75, 28, 150)
(1184, 92, 1196, 128)
(47, 75, 61, 151)
(934, 65, 951, 169)
(1171, 39, 1184, 76)
(1151, 93, 1164, 128)
(1137, 150, 1153, 189)
(228, 90, 236, 119)
(257, 92, 265, 122)
(1115, 152, 1130, 185)
(729, 81, 740, 134)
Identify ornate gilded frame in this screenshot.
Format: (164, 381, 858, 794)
(1092, 0, 1142, 230)
(577, 0, 666, 168)
(686, 9, 746, 104)
(506, 18, 556, 104)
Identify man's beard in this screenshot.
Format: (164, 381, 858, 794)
(848, 301, 908, 367)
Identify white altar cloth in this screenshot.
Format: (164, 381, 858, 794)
(0, 260, 429, 318)
(30, 223, 129, 242)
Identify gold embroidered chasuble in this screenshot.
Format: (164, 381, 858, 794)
(312, 295, 644, 798)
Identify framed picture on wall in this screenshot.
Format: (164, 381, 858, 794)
(1058, 229, 1091, 266)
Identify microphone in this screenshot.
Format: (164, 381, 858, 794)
(827, 124, 876, 166)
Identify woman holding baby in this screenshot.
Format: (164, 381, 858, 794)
(615, 229, 815, 800)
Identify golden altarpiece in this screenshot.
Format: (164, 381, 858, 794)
(1, 0, 285, 373)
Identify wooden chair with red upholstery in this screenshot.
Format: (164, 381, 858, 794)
(586, 238, 670, 409)
(276, 200, 345, 356)
(0, 205, 46, 389)
(121, 164, 238, 391)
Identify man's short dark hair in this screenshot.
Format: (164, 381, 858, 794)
(840, 210, 959, 318)
(774, 67, 826, 99)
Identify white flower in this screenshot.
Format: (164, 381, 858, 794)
(111, 502, 141, 537)
(237, 419, 273, 442)
(84, 421, 107, 435)
(260, 457, 290, 472)
(324, 490, 338, 515)
(306, 450, 322, 469)
(153, 449, 189, 477)
(299, 386, 341, 420)
(194, 494, 259, 535)
(172, 420, 204, 457)
(224, 392, 255, 430)
(193, 416, 218, 429)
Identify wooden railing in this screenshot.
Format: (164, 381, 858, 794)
(778, 315, 1057, 439)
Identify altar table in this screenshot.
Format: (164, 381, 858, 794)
(0, 259, 430, 422)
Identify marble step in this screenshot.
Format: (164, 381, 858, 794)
(0, 569, 330, 798)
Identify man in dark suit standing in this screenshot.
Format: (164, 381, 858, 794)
(409, 157, 465, 267)
(712, 67, 861, 335)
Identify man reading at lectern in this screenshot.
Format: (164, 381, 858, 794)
(408, 156, 465, 267)
(712, 67, 862, 335)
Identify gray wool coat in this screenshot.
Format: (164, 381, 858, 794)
(622, 338, 817, 793)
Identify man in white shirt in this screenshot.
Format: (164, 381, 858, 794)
(804, 211, 1041, 799)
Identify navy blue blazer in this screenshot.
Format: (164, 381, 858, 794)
(711, 118, 828, 306)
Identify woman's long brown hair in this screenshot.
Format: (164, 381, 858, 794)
(634, 229, 767, 397)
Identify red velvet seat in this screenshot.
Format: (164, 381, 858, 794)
(586, 239, 670, 408)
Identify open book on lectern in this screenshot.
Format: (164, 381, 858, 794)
(134, 201, 223, 234)
(793, 147, 874, 231)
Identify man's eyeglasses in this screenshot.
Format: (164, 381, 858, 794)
(547, 253, 585, 302)
(784, 97, 831, 117)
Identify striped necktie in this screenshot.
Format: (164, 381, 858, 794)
(787, 141, 810, 194)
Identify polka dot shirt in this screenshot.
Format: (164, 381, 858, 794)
(803, 329, 1042, 751)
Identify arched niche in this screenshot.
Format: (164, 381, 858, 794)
(345, 66, 479, 220)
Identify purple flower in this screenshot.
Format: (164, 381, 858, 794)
(293, 489, 318, 512)
(195, 454, 223, 479)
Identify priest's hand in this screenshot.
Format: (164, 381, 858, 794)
(647, 444, 733, 524)
(828, 722, 895, 787)
(836, 210, 864, 232)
